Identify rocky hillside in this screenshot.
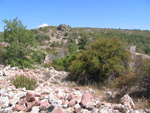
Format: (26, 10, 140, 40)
(0, 65, 150, 113)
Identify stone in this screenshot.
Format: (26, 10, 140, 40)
(51, 99, 62, 107)
(75, 87, 80, 90)
(39, 100, 50, 110)
(120, 94, 135, 109)
(25, 100, 39, 112)
(0, 96, 9, 107)
(80, 109, 91, 113)
(81, 92, 93, 107)
(30, 106, 39, 113)
(114, 104, 129, 113)
(57, 24, 71, 31)
(85, 101, 94, 110)
(91, 108, 99, 113)
(51, 107, 63, 113)
(26, 91, 33, 102)
(13, 104, 25, 111)
(68, 97, 78, 107)
(9, 96, 20, 106)
(18, 98, 27, 105)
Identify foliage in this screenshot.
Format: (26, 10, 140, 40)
(0, 32, 4, 42)
(70, 28, 150, 54)
(112, 73, 137, 88)
(52, 53, 78, 71)
(78, 33, 89, 50)
(69, 38, 131, 84)
(50, 41, 60, 47)
(68, 43, 78, 54)
(0, 45, 6, 63)
(12, 75, 37, 90)
(31, 50, 46, 64)
(35, 34, 50, 42)
(3, 17, 36, 68)
(52, 58, 64, 71)
(135, 57, 150, 95)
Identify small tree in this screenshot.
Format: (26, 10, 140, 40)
(3, 17, 36, 68)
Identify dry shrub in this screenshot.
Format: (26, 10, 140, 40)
(112, 72, 137, 88)
(135, 96, 150, 110)
(12, 75, 37, 90)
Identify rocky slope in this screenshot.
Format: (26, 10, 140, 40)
(0, 65, 149, 113)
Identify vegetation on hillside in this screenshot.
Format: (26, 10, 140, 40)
(69, 38, 131, 84)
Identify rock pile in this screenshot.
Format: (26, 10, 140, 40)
(0, 83, 148, 113)
(0, 65, 149, 113)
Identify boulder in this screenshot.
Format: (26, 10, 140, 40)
(39, 100, 50, 110)
(13, 104, 25, 111)
(30, 106, 39, 113)
(81, 92, 93, 107)
(57, 24, 71, 31)
(26, 91, 34, 102)
(120, 94, 135, 109)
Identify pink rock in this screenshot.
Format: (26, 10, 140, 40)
(0, 102, 2, 108)
(39, 100, 50, 110)
(68, 94, 77, 101)
(64, 89, 70, 93)
(9, 85, 16, 89)
(13, 104, 25, 111)
(120, 94, 135, 109)
(62, 100, 66, 105)
(26, 91, 33, 102)
(81, 92, 93, 107)
(40, 94, 49, 100)
(33, 93, 41, 97)
(52, 108, 63, 113)
(25, 100, 39, 112)
(68, 98, 78, 107)
(75, 87, 80, 90)
(18, 98, 27, 105)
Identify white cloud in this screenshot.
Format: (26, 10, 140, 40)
(37, 23, 48, 28)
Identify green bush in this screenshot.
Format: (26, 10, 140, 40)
(12, 75, 37, 90)
(31, 50, 46, 64)
(52, 53, 78, 71)
(0, 45, 6, 63)
(69, 38, 131, 84)
(35, 34, 50, 42)
(135, 57, 150, 96)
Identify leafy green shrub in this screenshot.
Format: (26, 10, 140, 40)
(64, 32, 69, 36)
(52, 58, 64, 71)
(35, 34, 50, 42)
(0, 32, 4, 42)
(0, 45, 6, 63)
(69, 38, 131, 84)
(31, 50, 46, 64)
(68, 43, 78, 54)
(12, 75, 37, 90)
(52, 53, 78, 71)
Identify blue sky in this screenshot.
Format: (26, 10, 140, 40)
(0, 0, 150, 31)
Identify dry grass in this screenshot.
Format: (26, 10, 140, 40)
(68, 84, 108, 99)
(135, 96, 150, 110)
